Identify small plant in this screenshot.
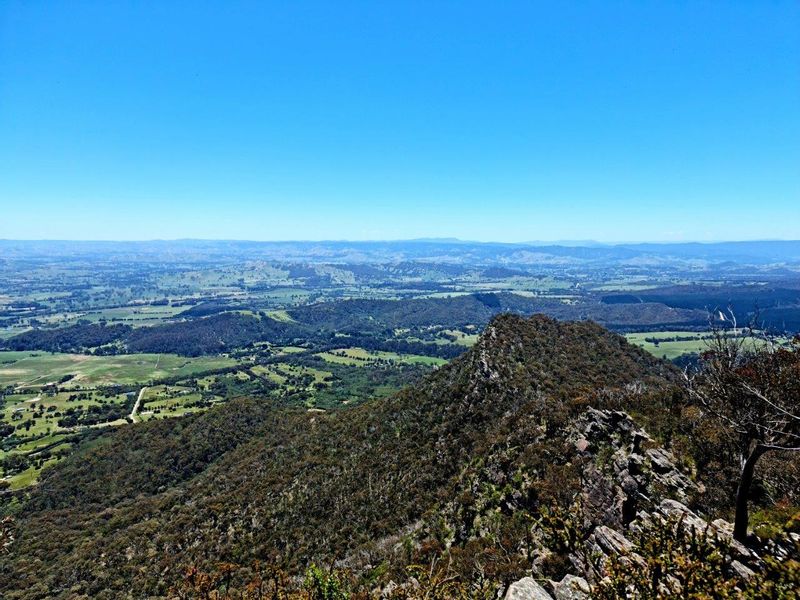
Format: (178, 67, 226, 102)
(387, 557, 469, 600)
(304, 564, 349, 600)
(593, 515, 800, 599)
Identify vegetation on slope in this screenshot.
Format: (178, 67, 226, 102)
(1, 315, 679, 598)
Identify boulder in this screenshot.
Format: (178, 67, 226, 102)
(659, 499, 754, 560)
(552, 574, 590, 600)
(646, 448, 675, 473)
(504, 577, 554, 600)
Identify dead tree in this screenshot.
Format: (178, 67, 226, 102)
(687, 330, 800, 542)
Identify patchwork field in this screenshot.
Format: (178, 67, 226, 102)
(0, 351, 237, 390)
(0, 351, 241, 489)
(71, 304, 191, 325)
(316, 347, 447, 366)
(138, 384, 221, 421)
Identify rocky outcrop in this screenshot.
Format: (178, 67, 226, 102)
(569, 408, 702, 531)
(503, 574, 590, 600)
(551, 574, 589, 599)
(541, 408, 774, 590)
(504, 577, 553, 600)
(406, 405, 791, 599)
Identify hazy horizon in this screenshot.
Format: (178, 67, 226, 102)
(3, 237, 800, 246)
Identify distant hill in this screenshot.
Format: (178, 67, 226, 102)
(1, 293, 710, 355)
(3, 238, 800, 266)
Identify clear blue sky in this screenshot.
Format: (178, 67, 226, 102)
(1, 1, 798, 242)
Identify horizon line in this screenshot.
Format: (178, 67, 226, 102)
(2, 237, 800, 246)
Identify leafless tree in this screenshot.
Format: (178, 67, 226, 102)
(686, 327, 800, 542)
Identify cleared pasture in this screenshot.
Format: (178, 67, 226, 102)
(0, 351, 236, 389)
(316, 347, 447, 366)
(625, 330, 784, 361)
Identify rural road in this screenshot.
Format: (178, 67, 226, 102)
(129, 387, 147, 423)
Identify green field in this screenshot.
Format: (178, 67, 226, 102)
(0, 326, 32, 340)
(316, 347, 447, 366)
(139, 385, 220, 421)
(625, 331, 715, 360)
(0, 351, 237, 390)
(5, 457, 60, 490)
(436, 329, 479, 346)
(73, 304, 190, 325)
(625, 331, 782, 361)
(0, 352, 239, 489)
(265, 309, 297, 322)
(1, 389, 132, 438)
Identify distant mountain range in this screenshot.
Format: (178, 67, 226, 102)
(2, 238, 800, 266)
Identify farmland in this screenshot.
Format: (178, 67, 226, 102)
(0, 343, 440, 488)
(316, 347, 448, 366)
(624, 331, 715, 360)
(625, 330, 791, 361)
(0, 351, 236, 390)
(0, 352, 240, 489)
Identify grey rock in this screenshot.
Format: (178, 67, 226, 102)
(731, 560, 755, 579)
(627, 452, 645, 475)
(659, 499, 711, 533)
(711, 518, 734, 536)
(552, 574, 590, 600)
(504, 577, 554, 600)
(594, 525, 633, 555)
(621, 474, 638, 495)
(659, 500, 755, 561)
(646, 448, 675, 473)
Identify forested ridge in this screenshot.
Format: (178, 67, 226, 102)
(1, 292, 709, 356)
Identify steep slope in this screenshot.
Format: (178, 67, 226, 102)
(1, 315, 680, 598)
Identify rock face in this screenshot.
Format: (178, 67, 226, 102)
(592, 525, 634, 556)
(398, 404, 789, 599)
(569, 408, 702, 531)
(444, 396, 795, 600)
(504, 577, 553, 600)
(544, 409, 770, 589)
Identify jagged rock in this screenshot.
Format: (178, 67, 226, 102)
(593, 525, 633, 555)
(504, 577, 554, 600)
(712, 518, 734, 536)
(581, 465, 624, 529)
(646, 448, 674, 473)
(621, 474, 638, 495)
(658, 499, 708, 532)
(731, 560, 755, 579)
(571, 408, 701, 529)
(658, 499, 754, 560)
(551, 574, 590, 599)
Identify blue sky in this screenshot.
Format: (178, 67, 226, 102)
(1, 1, 798, 242)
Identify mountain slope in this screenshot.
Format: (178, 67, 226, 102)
(1, 315, 681, 598)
